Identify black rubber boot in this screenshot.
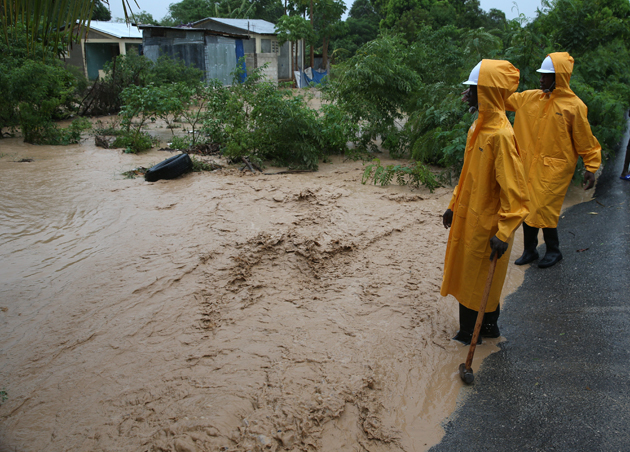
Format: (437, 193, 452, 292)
(481, 305, 501, 338)
(452, 303, 482, 345)
(515, 223, 539, 265)
(539, 227, 563, 268)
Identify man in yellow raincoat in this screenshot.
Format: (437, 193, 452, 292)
(506, 52, 601, 268)
(441, 60, 529, 345)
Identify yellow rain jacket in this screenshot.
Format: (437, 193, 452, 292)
(505, 52, 601, 228)
(441, 60, 529, 313)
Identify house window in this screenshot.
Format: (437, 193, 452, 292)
(272, 40, 279, 53)
(261, 38, 271, 53)
(243, 39, 255, 54)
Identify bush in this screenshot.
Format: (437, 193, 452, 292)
(112, 132, 157, 154)
(319, 103, 359, 155)
(116, 83, 186, 153)
(324, 34, 421, 154)
(200, 66, 348, 170)
(0, 24, 91, 143)
(2, 59, 79, 143)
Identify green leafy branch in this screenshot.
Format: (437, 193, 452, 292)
(362, 158, 441, 192)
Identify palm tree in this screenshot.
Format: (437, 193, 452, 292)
(1, 0, 137, 54)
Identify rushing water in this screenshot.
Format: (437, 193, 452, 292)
(0, 136, 593, 452)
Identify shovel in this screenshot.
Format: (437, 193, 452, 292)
(459, 254, 498, 385)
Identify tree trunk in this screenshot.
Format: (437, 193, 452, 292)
(294, 41, 299, 81)
(309, 0, 314, 68)
(289, 41, 295, 87)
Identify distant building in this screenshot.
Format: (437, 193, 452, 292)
(64, 21, 143, 80)
(191, 18, 304, 83)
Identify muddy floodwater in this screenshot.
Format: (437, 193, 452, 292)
(0, 136, 592, 452)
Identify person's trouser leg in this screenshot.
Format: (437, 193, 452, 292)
(538, 227, 563, 268)
(453, 303, 482, 345)
(515, 222, 539, 265)
(481, 304, 500, 338)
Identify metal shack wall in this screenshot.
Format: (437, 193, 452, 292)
(205, 36, 237, 85)
(143, 30, 206, 74)
(142, 29, 240, 85)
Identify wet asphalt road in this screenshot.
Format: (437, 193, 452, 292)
(431, 139, 630, 451)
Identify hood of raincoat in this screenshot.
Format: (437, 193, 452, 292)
(477, 59, 520, 113)
(548, 52, 574, 94)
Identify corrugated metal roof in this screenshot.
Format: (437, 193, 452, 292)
(196, 18, 277, 35)
(87, 21, 143, 39)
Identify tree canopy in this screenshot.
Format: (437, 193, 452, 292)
(91, 0, 112, 21)
(161, 0, 285, 25)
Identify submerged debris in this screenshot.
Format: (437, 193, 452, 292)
(95, 135, 116, 149)
(122, 167, 148, 179)
(188, 142, 222, 156)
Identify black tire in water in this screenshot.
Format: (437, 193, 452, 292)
(145, 153, 193, 182)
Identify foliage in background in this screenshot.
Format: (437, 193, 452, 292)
(275, 14, 315, 72)
(402, 25, 492, 171)
(79, 51, 204, 116)
(311, 0, 347, 68)
(325, 0, 630, 176)
(201, 65, 345, 170)
(328, 0, 380, 61)
(91, 0, 111, 20)
(0, 26, 90, 143)
(323, 33, 420, 156)
(160, 0, 284, 25)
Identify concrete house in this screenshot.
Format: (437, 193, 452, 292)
(192, 18, 304, 83)
(64, 21, 143, 80)
(138, 25, 250, 86)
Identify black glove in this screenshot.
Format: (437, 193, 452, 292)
(489, 235, 508, 261)
(583, 171, 595, 190)
(443, 209, 453, 229)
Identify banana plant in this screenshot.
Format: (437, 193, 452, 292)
(1, 0, 137, 56)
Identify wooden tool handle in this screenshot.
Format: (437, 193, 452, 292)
(465, 254, 498, 370)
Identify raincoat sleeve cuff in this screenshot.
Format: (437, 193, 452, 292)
(495, 230, 511, 243)
(583, 149, 602, 173)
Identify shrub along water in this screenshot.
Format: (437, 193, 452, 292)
(200, 64, 356, 170)
(0, 25, 90, 144)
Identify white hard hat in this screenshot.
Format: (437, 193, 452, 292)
(463, 61, 482, 85)
(536, 56, 555, 73)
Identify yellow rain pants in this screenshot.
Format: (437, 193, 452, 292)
(441, 60, 530, 313)
(505, 52, 601, 228)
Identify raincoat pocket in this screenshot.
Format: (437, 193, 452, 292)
(541, 156, 569, 195)
(468, 212, 495, 257)
(453, 206, 479, 249)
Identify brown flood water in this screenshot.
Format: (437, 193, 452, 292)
(0, 135, 591, 452)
